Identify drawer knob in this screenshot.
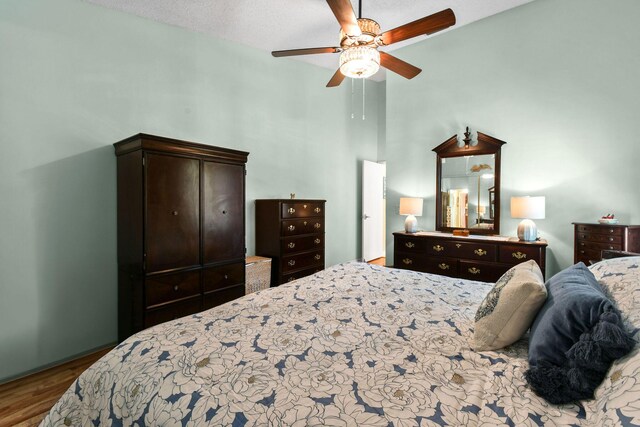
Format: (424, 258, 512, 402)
(468, 267, 481, 275)
(314, 207, 321, 213)
(580, 250, 585, 254)
(402, 258, 413, 265)
(288, 242, 296, 249)
(314, 223, 321, 229)
(288, 260, 296, 266)
(288, 225, 295, 231)
(474, 249, 487, 256)
(438, 263, 450, 270)
(405, 242, 415, 248)
(433, 245, 444, 252)
(173, 285, 179, 291)
(609, 238, 614, 242)
(172, 211, 178, 216)
(456, 244, 462, 248)
(224, 274, 228, 279)
(314, 238, 321, 244)
(512, 251, 527, 260)
(288, 276, 296, 282)
(610, 229, 614, 233)
(609, 246, 614, 250)
(314, 254, 321, 260)
(288, 207, 296, 214)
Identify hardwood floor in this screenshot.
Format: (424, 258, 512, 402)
(0, 347, 112, 427)
(368, 256, 386, 266)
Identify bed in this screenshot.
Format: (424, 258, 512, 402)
(42, 257, 640, 426)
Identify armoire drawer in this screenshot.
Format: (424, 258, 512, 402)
(144, 297, 202, 328)
(282, 235, 324, 254)
(282, 218, 324, 236)
(282, 250, 324, 274)
(203, 262, 244, 293)
(145, 270, 201, 309)
(203, 284, 245, 310)
(281, 202, 324, 219)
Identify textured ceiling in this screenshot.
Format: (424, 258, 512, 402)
(85, 0, 534, 81)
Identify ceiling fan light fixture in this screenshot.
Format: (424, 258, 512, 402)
(339, 46, 380, 79)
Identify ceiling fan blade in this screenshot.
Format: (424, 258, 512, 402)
(379, 52, 422, 79)
(380, 8, 456, 46)
(326, 0, 361, 37)
(326, 68, 345, 87)
(272, 47, 341, 57)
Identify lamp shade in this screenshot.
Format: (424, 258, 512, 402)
(399, 197, 423, 216)
(511, 196, 545, 219)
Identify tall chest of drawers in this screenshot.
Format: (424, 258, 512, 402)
(573, 223, 640, 264)
(255, 199, 326, 285)
(393, 232, 547, 282)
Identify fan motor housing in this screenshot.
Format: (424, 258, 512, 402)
(340, 18, 381, 47)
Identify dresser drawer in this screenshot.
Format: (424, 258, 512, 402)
(394, 252, 428, 270)
(282, 235, 324, 254)
(203, 284, 245, 309)
(459, 261, 509, 282)
(282, 218, 324, 236)
(145, 271, 200, 309)
(203, 262, 244, 293)
(577, 224, 624, 236)
(144, 297, 201, 328)
(425, 240, 497, 261)
(282, 266, 323, 284)
(577, 232, 622, 244)
(282, 250, 324, 273)
(395, 235, 428, 252)
(282, 202, 324, 219)
(577, 240, 621, 252)
(498, 245, 542, 265)
(423, 257, 459, 277)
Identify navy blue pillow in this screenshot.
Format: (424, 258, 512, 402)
(525, 262, 635, 404)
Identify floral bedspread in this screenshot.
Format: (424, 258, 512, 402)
(42, 260, 640, 426)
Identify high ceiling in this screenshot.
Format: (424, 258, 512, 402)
(86, 0, 533, 81)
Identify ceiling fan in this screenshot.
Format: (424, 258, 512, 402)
(271, 0, 456, 87)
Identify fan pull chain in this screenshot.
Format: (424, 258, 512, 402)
(351, 78, 355, 119)
(362, 79, 366, 120)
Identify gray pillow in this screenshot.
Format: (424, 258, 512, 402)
(473, 260, 547, 351)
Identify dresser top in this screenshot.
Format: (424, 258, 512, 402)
(573, 222, 640, 229)
(255, 199, 326, 203)
(393, 231, 548, 246)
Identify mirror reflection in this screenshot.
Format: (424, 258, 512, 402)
(440, 154, 495, 231)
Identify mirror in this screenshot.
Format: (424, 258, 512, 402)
(433, 129, 506, 235)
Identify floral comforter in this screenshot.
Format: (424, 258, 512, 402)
(42, 259, 640, 426)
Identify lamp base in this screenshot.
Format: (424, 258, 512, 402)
(517, 219, 538, 242)
(404, 215, 418, 233)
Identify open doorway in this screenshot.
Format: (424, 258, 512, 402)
(362, 160, 386, 263)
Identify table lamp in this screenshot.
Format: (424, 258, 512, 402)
(511, 196, 545, 242)
(399, 197, 423, 233)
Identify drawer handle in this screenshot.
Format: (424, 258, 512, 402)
(474, 249, 487, 256)
(288, 207, 296, 214)
(433, 245, 444, 252)
(402, 258, 413, 265)
(610, 229, 614, 233)
(438, 263, 450, 270)
(314, 223, 321, 229)
(314, 207, 321, 213)
(172, 211, 178, 216)
(288, 260, 296, 266)
(314, 238, 321, 244)
(314, 254, 321, 260)
(512, 252, 527, 260)
(405, 242, 415, 248)
(173, 285, 179, 291)
(288, 276, 296, 282)
(456, 244, 462, 248)
(468, 267, 481, 275)
(224, 274, 228, 279)
(580, 250, 585, 254)
(609, 238, 614, 242)
(288, 242, 296, 249)
(609, 246, 614, 250)
(288, 225, 295, 231)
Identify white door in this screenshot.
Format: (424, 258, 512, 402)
(362, 160, 386, 262)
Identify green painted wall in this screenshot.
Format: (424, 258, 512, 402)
(385, 0, 640, 276)
(0, 0, 382, 380)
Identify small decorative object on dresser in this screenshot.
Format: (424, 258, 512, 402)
(399, 197, 423, 233)
(573, 222, 640, 264)
(114, 134, 248, 342)
(255, 199, 325, 285)
(393, 231, 547, 281)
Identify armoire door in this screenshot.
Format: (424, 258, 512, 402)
(146, 153, 200, 272)
(203, 161, 245, 263)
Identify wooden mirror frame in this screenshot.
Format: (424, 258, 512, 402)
(433, 130, 506, 235)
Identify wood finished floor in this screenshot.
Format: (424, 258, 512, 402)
(0, 347, 112, 427)
(368, 256, 386, 266)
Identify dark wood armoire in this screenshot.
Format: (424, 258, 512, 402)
(114, 134, 248, 341)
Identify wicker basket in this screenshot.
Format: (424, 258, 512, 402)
(245, 256, 271, 294)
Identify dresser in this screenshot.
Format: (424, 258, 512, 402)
(573, 223, 640, 264)
(115, 134, 248, 341)
(393, 232, 547, 282)
(255, 199, 325, 285)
